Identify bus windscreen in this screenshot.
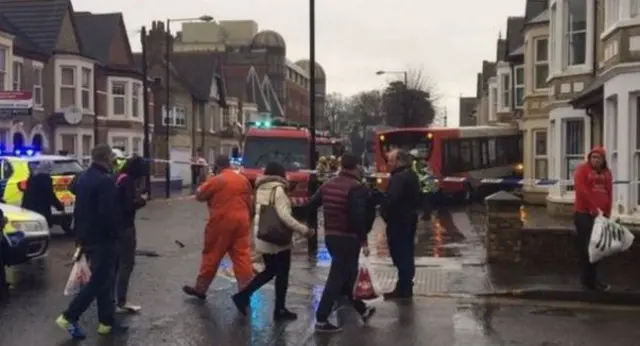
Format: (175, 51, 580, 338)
(243, 137, 308, 170)
(379, 132, 433, 161)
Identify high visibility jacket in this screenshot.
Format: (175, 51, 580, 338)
(412, 160, 437, 193)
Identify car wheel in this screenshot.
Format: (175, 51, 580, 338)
(60, 216, 75, 236)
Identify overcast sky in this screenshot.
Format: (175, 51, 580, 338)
(74, 0, 527, 126)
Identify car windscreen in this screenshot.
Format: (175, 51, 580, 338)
(28, 160, 85, 176)
(243, 137, 309, 170)
(379, 132, 433, 161)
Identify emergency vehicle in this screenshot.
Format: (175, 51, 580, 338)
(375, 125, 523, 200)
(1, 203, 51, 264)
(0, 147, 83, 234)
(233, 119, 316, 207)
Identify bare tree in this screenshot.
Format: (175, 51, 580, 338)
(348, 90, 384, 126)
(324, 92, 348, 136)
(382, 67, 438, 127)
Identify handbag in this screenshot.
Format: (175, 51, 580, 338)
(256, 186, 293, 246)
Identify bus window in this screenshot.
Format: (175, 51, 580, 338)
(379, 131, 433, 161)
(448, 140, 460, 173)
(471, 139, 481, 170)
(460, 140, 472, 169)
(496, 137, 507, 165)
(480, 139, 489, 167)
(488, 139, 496, 166)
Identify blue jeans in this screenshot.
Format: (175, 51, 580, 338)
(63, 244, 117, 325)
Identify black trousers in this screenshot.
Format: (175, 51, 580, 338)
(0, 247, 7, 302)
(574, 212, 599, 286)
(316, 235, 366, 322)
(237, 249, 291, 311)
(386, 214, 418, 293)
(116, 227, 137, 305)
(63, 244, 117, 325)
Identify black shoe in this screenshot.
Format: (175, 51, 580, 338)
(360, 306, 376, 324)
(582, 281, 611, 292)
(274, 308, 298, 321)
(315, 321, 342, 333)
(232, 294, 250, 316)
(383, 289, 413, 300)
(182, 285, 207, 300)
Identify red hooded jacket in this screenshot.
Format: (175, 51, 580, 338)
(573, 146, 613, 217)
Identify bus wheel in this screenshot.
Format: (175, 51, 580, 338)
(60, 216, 75, 236)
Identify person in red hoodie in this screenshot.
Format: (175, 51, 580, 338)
(573, 146, 612, 291)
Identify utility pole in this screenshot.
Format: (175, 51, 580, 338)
(141, 26, 151, 195)
(307, 0, 318, 254)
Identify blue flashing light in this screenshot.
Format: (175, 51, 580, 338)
(1, 146, 40, 157)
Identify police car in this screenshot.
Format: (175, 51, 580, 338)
(1, 203, 50, 263)
(0, 147, 84, 234)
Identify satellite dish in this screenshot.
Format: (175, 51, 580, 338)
(63, 106, 82, 125)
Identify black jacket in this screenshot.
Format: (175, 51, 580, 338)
(381, 165, 421, 224)
(71, 163, 122, 247)
(21, 173, 64, 223)
(117, 156, 147, 229)
(307, 171, 372, 244)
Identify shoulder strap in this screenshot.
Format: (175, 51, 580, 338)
(116, 173, 128, 186)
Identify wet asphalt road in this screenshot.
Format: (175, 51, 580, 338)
(3, 199, 640, 345)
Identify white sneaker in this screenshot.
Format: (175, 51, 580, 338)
(116, 304, 141, 314)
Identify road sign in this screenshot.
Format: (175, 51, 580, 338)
(63, 105, 82, 124)
(0, 91, 33, 116)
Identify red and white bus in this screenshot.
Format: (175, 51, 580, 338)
(374, 125, 523, 199)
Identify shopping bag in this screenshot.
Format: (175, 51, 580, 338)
(63, 254, 91, 296)
(588, 214, 635, 263)
(353, 256, 382, 301)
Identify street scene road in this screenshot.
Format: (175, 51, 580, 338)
(3, 198, 640, 345)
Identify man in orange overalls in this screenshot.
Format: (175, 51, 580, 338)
(183, 155, 254, 300)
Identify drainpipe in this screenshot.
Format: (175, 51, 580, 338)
(589, 0, 598, 146)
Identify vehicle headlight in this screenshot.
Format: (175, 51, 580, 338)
(11, 221, 45, 233)
(376, 178, 382, 184)
(515, 163, 524, 171)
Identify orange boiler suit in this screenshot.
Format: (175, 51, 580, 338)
(191, 168, 254, 295)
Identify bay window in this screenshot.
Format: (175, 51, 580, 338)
(514, 66, 524, 108)
(132, 137, 142, 156)
(0, 47, 5, 90)
(534, 38, 549, 89)
(60, 66, 76, 108)
(606, 0, 621, 29)
(222, 107, 231, 128)
(162, 105, 186, 127)
(533, 130, 548, 179)
(132, 83, 141, 119)
(12, 61, 22, 91)
(500, 73, 510, 108)
(111, 81, 126, 116)
(489, 84, 497, 122)
(565, 0, 587, 67)
(81, 68, 91, 110)
(632, 0, 640, 17)
(33, 66, 43, 107)
(564, 119, 585, 190)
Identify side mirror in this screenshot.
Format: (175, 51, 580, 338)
(231, 147, 240, 158)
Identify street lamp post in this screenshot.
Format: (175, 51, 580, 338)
(164, 15, 213, 198)
(376, 69, 409, 127)
(141, 25, 151, 195)
(307, 0, 318, 254)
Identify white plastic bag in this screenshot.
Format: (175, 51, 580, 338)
(63, 255, 91, 296)
(353, 255, 383, 302)
(588, 214, 635, 263)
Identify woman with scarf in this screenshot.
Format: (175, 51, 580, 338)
(22, 161, 64, 226)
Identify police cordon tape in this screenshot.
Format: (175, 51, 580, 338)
(75, 155, 637, 187)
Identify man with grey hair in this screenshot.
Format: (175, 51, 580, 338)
(381, 149, 421, 300)
(56, 144, 127, 339)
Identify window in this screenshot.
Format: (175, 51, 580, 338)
(82, 135, 92, 165)
(222, 107, 231, 128)
(565, 0, 587, 66)
(111, 81, 126, 116)
(606, 0, 620, 28)
(132, 83, 141, 118)
(500, 73, 510, 108)
(60, 66, 76, 108)
(489, 85, 497, 122)
(33, 66, 43, 106)
(81, 68, 91, 110)
(12, 61, 22, 91)
(533, 130, 548, 179)
(132, 137, 142, 155)
(174, 106, 186, 127)
(632, 0, 640, 17)
(550, 4, 557, 74)
(634, 96, 640, 205)
(61, 134, 77, 155)
(111, 136, 128, 155)
(514, 66, 524, 108)
(0, 47, 5, 90)
(210, 105, 217, 132)
(534, 38, 549, 89)
(564, 119, 584, 189)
